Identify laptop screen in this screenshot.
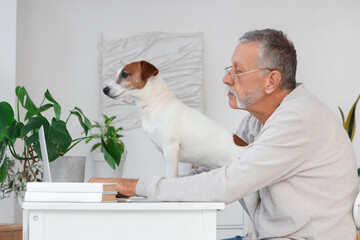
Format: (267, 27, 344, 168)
(39, 126, 52, 182)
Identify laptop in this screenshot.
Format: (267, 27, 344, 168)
(38, 126, 149, 202)
(39, 126, 52, 182)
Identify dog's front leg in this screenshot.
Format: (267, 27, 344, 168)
(163, 143, 180, 178)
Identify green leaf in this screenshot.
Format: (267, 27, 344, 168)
(39, 103, 54, 113)
(101, 137, 116, 170)
(24, 111, 35, 121)
(44, 90, 61, 120)
(0, 140, 7, 182)
(53, 103, 61, 120)
(0, 155, 7, 182)
(92, 121, 102, 128)
(70, 111, 90, 136)
(84, 118, 91, 132)
(46, 120, 72, 162)
(344, 95, 360, 141)
(338, 107, 345, 126)
(0, 102, 15, 140)
(24, 133, 39, 147)
(20, 116, 50, 138)
(32, 141, 41, 160)
(5, 121, 22, 141)
(102, 114, 109, 122)
(85, 137, 94, 144)
(74, 107, 85, 115)
(91, 134, 100, 138)
(15, 86, 38, 116)
(108, 127, 115, 137)
(90, 143, 101, 152)
(105, 138, 124, 166)
(105, 116, 116, 126)
(44, 89, 56, 102)
(74, 107, 92, 132)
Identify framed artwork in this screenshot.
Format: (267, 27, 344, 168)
(99, 32, 204, 129)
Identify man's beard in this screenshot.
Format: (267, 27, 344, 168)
(225, 85, 264, 109)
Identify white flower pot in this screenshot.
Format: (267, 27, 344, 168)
(86, 148, 127, 179)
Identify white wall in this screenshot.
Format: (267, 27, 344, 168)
(0, 0, 17, 224)
(15, 0, 360, 175)
(0, 0, 17, 105)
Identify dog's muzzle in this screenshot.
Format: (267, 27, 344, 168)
(103, 84, 127, 99)
(103, 86, 110, 96)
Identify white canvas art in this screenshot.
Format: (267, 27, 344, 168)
(99, 32, 204, 129)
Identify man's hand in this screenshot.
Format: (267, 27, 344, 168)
(89, 178, 139, 198)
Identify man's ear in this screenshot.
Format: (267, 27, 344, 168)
(140, 61, 159, 81)
(265, 70, 282, 94)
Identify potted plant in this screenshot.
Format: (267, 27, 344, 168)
(85, 114, 126, 178)
(339, 94, 360, 176)
(0, 86, 91, 198)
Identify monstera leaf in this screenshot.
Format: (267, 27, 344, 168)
(46, 120, 72, 162)
(0, 102, 15, 140)
(15, 86, 38, 121)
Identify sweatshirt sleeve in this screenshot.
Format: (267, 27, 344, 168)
(136, 109, 309, 204)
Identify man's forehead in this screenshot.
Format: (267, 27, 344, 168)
(231, 42, 259, 66)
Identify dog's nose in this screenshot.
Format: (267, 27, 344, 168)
(103, 87, 110, 95)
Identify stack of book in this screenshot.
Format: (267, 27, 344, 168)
(24, 182, 117, 203)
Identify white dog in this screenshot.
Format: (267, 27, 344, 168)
(103, 60, 247, 178)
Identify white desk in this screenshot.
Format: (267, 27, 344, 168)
(21, 199, 224, 240)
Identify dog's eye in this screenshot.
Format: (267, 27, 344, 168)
(121, 71, 129, 78)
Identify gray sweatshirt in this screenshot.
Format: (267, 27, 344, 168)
(136, 84, 358, 239)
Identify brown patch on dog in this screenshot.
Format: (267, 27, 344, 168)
(233, 134, 248, 147)
(116, 61, 159, 90)
(141, 61, 159, 81)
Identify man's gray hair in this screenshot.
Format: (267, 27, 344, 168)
(239, 29, 297, 90)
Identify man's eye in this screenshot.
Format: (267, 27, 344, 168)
(121, 71, 129, 78)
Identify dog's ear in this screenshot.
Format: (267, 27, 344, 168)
(140, 61, 159, 81)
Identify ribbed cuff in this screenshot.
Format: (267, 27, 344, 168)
(135, 174, 164, 198)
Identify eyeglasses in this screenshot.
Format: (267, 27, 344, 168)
(224, 66, 274, 80)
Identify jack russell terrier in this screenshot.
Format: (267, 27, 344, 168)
(103, 60, 247, 178)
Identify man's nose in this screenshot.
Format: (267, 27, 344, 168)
(222, 72, 233, 85)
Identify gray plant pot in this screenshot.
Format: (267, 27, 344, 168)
(49, 156, 86, 182)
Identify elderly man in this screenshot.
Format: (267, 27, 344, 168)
(90, 29, 358, 239)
